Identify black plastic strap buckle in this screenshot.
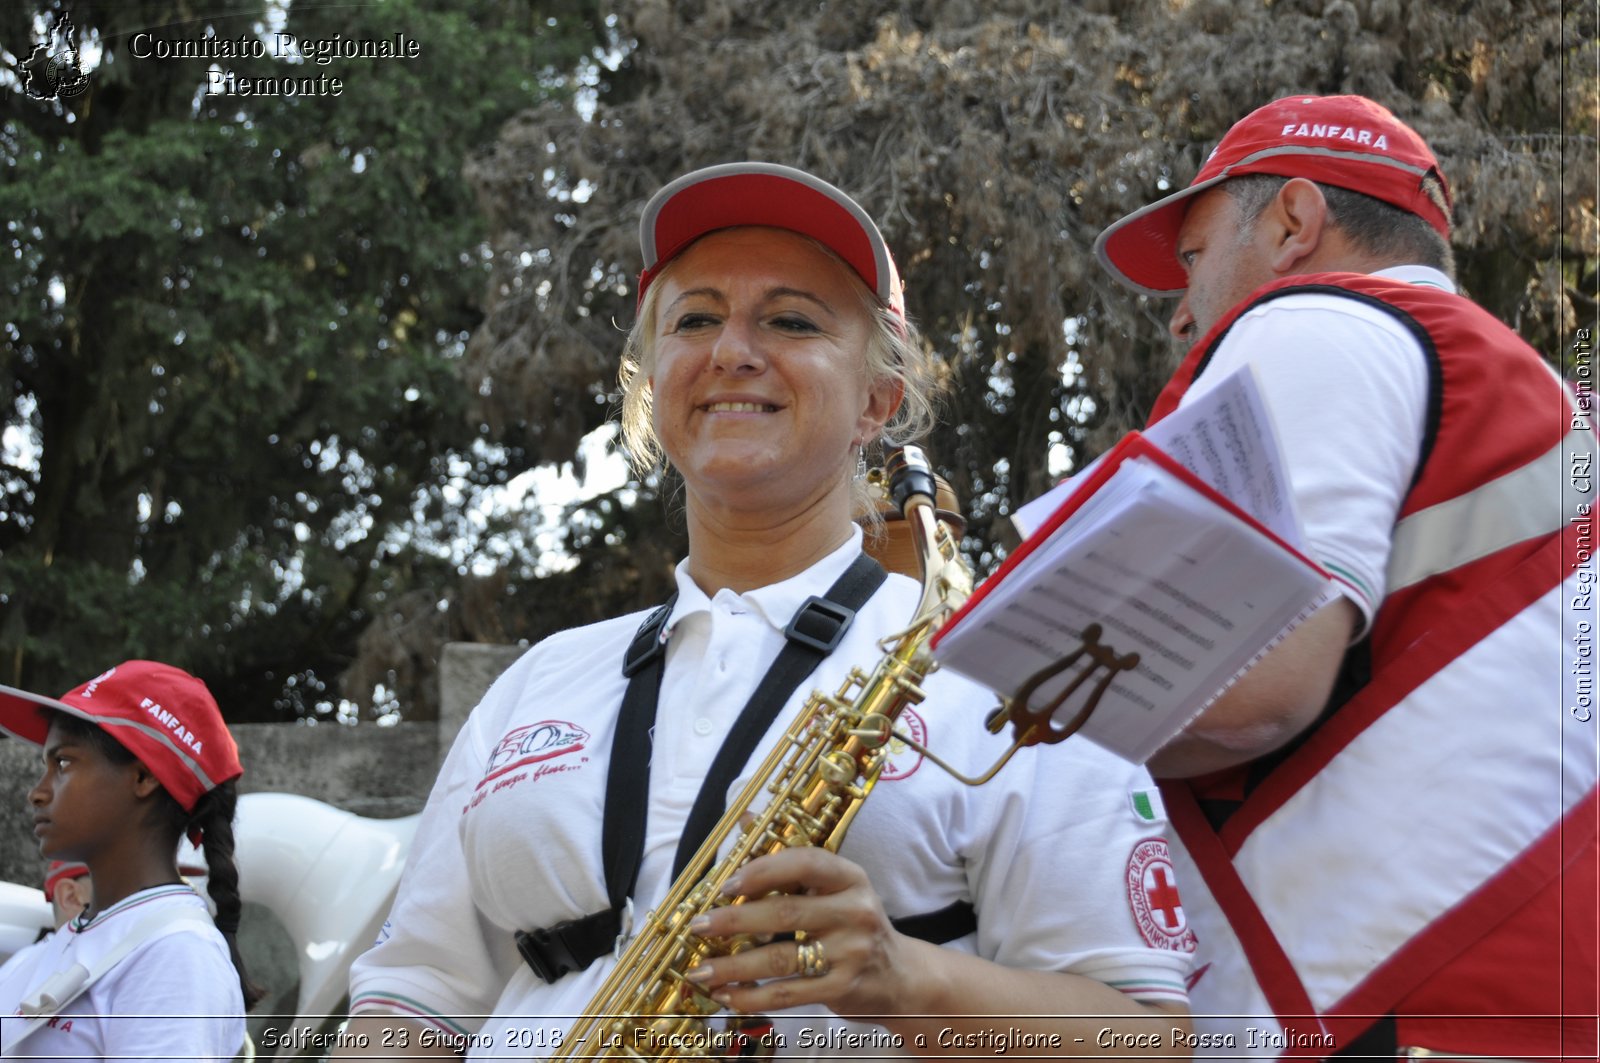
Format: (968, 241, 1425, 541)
(783, 596, 856, 654)
(621, 601, 673, 678)
(514, 908, 621, 984)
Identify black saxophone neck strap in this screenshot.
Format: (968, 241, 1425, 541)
(515, 552, 888, 983)
(670, 553, 888, 881)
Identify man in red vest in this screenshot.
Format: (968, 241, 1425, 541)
(1094, 94, 1598, 1059)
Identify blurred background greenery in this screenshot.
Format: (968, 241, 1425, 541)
(3, 0, 1592, 724)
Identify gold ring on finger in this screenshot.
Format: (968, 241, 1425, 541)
(795, 938, 830, 978)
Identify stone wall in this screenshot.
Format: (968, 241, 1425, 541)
(0, 642, 525, 890)
(0, 643, 527, 1052)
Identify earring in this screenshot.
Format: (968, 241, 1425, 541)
(856, 446, 868, 479)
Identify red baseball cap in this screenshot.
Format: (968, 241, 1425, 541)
(637, 162, 907, 323)
(1095, 95, 1453, 295)
(43, 860, 89, 902)
(0, 660, 242, 813)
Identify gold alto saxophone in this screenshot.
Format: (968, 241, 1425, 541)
(552, 445, 973, 1062)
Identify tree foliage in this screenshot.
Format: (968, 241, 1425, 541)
(4, 0, 1593, 725)
(2, 0, 604, 719)
(466, 0, 1592, 551)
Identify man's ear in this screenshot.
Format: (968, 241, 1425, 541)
(1265, 177, 1329, 275)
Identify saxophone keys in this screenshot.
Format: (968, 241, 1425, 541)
(782, 808, 825, 838)
(850, 712, 893, 747)
(818, 750, 858, 786)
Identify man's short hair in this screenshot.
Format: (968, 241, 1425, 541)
(1224, 174, 1456, 279)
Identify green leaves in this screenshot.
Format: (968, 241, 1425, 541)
(2, 0, 602, 719)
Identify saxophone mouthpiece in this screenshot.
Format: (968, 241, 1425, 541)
(885, 445, 937, 515)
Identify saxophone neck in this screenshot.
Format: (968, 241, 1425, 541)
(882, 445, 973, 625)
(909, 499, 973, 625)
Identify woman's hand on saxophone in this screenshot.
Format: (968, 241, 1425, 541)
(681, 848, 1193, 1060)
(684, 846, 910, 1018)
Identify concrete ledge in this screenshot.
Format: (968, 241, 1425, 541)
(234, 721, 438, 819)
(0, 641, 524, 889)
(438, 641, 525, 757)
(1, 738, 40, 888)
(0, 722, 438, 887)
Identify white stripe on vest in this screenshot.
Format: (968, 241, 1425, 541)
(1170, 839, 1294, 1056)
(1232, 576, 1595, 1015)
(1388, 425, 1596, 595)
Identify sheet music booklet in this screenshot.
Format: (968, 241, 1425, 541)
(931, 366, 1334, 764)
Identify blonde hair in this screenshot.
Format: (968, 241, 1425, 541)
(618, 234, 938, 489)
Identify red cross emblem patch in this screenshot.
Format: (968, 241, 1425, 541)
(1126, 838, 1197, 952)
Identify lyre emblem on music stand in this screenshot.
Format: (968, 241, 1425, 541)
(986, 622, 1142, 747)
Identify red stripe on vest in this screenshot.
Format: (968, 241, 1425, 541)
(1219, 524, 1579, 856)
(1386, 286, 1570, 515)
(1373, 532, 1562, 671)
(1161, 780, 1325, 1029)
(1322, 789, 1598, 1055)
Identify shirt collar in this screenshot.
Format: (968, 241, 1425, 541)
(70, 883, 200, 934)
(1372, 264, 1457, 293)
(666, 526, 866, 636)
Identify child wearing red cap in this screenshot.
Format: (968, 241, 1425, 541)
(0, 660, 259, 1059)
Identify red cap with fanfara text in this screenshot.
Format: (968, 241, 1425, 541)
(1095, 95, 1453, 295)
(0, 660, 242, 813)
(637, 162, 907, 325)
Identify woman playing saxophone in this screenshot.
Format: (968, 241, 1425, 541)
(337, 162, 1193, 1059)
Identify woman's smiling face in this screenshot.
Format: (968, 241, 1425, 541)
(647, 227, 896, 516)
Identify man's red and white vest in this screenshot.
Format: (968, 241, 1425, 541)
(1147, 273, 1598, 1059)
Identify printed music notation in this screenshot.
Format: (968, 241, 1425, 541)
(934, 368, 1333, 764)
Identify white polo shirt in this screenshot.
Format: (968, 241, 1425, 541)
(350, 531, 1194, 1057)
(1182, 266, 1445, 632)
(0, 884, 245, 1060)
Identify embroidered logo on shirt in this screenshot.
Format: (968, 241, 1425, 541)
(475, 720, 590, 795)
(879, 707, 927, 781)
(1126, 838, 1197, 952)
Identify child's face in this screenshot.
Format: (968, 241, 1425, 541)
(28, 719, 143, 862)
